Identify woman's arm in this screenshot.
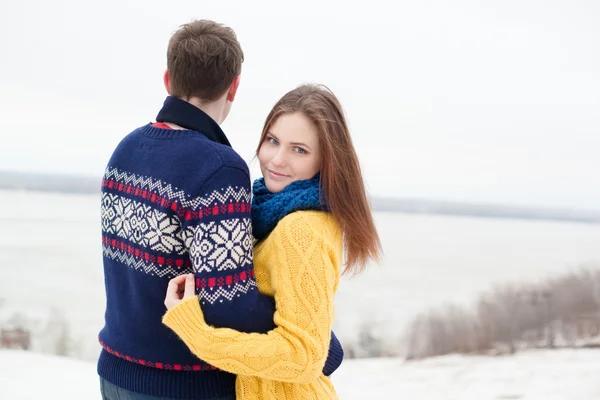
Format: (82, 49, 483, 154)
(163, 212, 342, 383)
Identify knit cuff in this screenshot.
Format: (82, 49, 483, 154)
(323, 331, 344, 376)
(162, 296, 210, 342)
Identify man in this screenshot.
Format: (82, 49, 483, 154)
(98, 19, 343, 400)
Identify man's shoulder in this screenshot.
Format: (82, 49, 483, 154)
(110, 124, 248, 173)
(104, 124, 250, 198)
(201, 138, 249, 174)
(182, 136, 250, 190)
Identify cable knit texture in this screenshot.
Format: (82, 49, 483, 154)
(163, 210, 342, 399)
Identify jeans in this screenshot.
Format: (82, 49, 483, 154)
(99, 378, 235, 400)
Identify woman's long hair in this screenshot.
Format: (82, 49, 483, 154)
(256, 84, 382, 274)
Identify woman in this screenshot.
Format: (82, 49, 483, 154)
(163, 84, 381, 399)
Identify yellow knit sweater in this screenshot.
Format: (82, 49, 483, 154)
(163, 211, 342, 399)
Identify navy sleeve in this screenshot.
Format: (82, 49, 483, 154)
(183, 165, 343, 371)
(323, 331, 344, 376)
(182, 165, 276, 333)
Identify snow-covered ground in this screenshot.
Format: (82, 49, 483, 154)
(3, 190, 600, 361)
(2, 349, 599, 399)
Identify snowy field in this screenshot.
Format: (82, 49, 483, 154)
(1, 190, 600, 399)
(1, 349, 599, 400)
(2, 190, 600, 360)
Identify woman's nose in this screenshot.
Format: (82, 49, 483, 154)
(271, 150, 286, 167)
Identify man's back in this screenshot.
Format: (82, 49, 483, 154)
(98, 97, 276, 398)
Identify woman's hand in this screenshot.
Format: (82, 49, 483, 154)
(164, 273, 195, 310)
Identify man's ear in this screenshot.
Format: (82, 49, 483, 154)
(227, 75, 241, 102)
(163, 70, 171, 94)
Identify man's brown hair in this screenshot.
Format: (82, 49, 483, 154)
(167, 19, 244, 101)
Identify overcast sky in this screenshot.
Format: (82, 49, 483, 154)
(1, 0, 599, 210)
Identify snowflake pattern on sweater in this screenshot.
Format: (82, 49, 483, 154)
(101, 167, 256, 303)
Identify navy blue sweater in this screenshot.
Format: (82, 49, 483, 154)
(97, 96, 343, 399)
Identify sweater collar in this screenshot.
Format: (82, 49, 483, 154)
(155, 96, 231, 147)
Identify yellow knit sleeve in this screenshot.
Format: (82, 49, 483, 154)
(162, 211, 342, 383)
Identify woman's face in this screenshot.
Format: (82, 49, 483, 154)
(258, 112, 322, 193)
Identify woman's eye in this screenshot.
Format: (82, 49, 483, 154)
(295, 147, 306, 154)
(269, 137, 279, 145)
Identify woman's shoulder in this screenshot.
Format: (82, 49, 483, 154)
(275, 210, 341, 240)
(269, 211, 343, 271)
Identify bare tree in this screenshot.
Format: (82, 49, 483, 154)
(403, 265, 600, 359)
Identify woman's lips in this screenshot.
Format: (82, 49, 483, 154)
(268, 169, 288, 180)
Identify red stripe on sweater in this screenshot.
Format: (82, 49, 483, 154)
(102, 236, 192, 268)
(101, 178, 249, 220)
(102, 235, 254, 286)
(99, 339, 216, 371)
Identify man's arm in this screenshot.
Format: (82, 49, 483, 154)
(324, 331, 344, 376)
(181, 166, 343, 374)
(181, 165, 275, 333)
(165, 211, 343, 382)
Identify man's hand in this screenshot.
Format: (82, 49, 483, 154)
(164, 273, 195, 310)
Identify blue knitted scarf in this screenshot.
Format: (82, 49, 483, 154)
(251, 174, 327, 241)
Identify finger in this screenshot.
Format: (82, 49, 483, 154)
(166, 278, 182, 295)
(164, 297, 174, 309)
(165, 285, 178, 308)
(171, 275, 189, 294)
(183, 274, 195, 298)
(170, 274, 188, 285)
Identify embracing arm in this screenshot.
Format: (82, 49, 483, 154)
(181, 165, 276, 335)
(164, 212, 342, 383)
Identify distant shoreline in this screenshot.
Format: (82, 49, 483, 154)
(2, 170, 599, 224)
(371, 198, 600, 225)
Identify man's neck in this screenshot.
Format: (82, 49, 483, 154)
(162, 96, 224, 129)
(154, 96, 232, 147)
(186, 96, 225, 125)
